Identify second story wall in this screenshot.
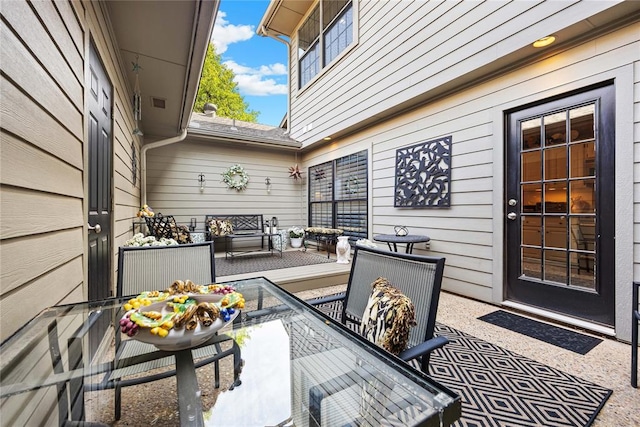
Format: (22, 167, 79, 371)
(287, 0, 629, 147)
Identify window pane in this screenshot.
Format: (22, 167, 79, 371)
(544, 112, 566, 146)
(309, 150, 368, 238)
(310, 202, 333, 228)
(309, 162, 333, 202)
(570, 141, 595, 178)
(544, 146, 567, 180)
(522, 118, 541, 149)
(569, 180, 595, 213)
(569, 104, 594, 141)
(324, 4, 353, 65)
(298, 5, 319, 53)
(335, 150, 366, 200)
(336, 201, 367, 238)
(299, 42, 320, 87)
(323, 0, 349, 27)
(521, 150, 541, 182)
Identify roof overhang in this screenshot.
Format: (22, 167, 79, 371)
(106, 0, 219, 138)
(257, 0, 313, 37)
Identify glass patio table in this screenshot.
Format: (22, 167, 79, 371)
(0, 277, 460, 426)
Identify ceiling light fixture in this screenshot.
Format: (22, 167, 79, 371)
(323, 136, 332, 141)
(533, 35, 556, 48)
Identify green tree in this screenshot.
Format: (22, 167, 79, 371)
(194, 43, 259, 122)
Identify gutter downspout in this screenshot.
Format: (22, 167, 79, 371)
(141, 129, 188, 205)
(260, 26, 291, 134)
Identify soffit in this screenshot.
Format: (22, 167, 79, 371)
(107, 0, 218, 138)
(260, 0, 313, 36)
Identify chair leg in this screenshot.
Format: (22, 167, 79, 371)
(632, 282, 639, 388)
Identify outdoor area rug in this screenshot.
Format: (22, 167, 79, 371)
(216, 250, 335, 277)
(311, 299, 612, 427)
(429, 324, 611, 427)
(478, 310, 603, 355)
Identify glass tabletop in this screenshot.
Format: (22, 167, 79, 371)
(0, 277, 460, 426)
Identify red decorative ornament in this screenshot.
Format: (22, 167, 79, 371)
(289, 164, 302, 180)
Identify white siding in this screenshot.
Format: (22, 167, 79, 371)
(289, 0, 627, 147)
(0, 0, 142, 342)
(145, 140, 307, 233)
(301, 22, 639, 336)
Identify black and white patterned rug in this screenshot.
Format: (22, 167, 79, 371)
(312, 299, 612, 427)
(216, 250, 334, 277)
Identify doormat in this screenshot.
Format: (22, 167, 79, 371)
(215, 250, 335, 277)
(478, 310, 602, 355)
(312, 298, 612, 427)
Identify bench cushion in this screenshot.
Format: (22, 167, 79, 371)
(208, 219, 234, 236)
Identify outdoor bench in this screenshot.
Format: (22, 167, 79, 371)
(205, 214, 282, 258)
(304, 227, 344, 258)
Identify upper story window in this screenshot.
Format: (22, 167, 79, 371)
(298, 0, 353, 88)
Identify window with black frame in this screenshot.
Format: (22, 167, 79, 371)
(298, 0, 354, 88)
(308, 150, 367, 238)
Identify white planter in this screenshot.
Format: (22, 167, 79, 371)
(290, 237, 303, 248)
(336, 236, 351, 264)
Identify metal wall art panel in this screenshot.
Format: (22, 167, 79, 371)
(394, 136, 452, 208)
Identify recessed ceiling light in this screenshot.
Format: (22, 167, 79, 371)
(323, 136, 332, 141)
(533, 35, 556, 48)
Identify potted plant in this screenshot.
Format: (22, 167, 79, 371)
(288, 226, 305, 248)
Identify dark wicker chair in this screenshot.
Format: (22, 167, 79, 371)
(144, 213, 192, 244)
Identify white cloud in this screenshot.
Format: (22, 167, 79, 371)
(224, 60, 288, 96)
(212, 11, 254, 54)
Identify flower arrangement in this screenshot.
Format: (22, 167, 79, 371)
(355, 239, 378, 248)
(124, 233, 178, 247)
(136, 204, 154, 217)
(288, 226, 305, 239)
(222, 164, 249, 191)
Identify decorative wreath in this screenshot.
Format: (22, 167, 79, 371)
(345, 175, 360, 194)
(222, 164, 249, 191)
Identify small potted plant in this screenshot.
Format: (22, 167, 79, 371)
(288, 226, 305, 248)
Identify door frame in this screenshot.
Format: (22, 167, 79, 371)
(504, 82, 616, 327)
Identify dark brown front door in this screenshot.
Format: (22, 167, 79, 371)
(87, 42, 112, 351)
(506, 84, 615, 327)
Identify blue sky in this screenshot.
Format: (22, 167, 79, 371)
(211, 0, 288, 127)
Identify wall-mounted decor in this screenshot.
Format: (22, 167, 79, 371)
(222, 164, 249, 191)
(394, 136, 451, 208)
(131, 142, 138, 186)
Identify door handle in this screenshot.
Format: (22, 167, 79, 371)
(507, 212, 517, 221)
(88, 223, 102, 234)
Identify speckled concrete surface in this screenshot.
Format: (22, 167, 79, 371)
(298, 286, 640, 426)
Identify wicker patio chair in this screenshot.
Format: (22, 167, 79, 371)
(109, 242, 239, 420)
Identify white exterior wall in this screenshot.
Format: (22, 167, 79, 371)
(146, 140, 307, 233)
(302, 23, 639, 339)
(0, 0, 142, 342)
(290, 0, 627, 147)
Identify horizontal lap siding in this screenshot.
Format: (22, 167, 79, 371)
(145, 140, 306, 234)
(1, 0, 142, 344)
(0, 0, 86, 345)
(291, 1, 621, 146)
(300, 23, 639, 302)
